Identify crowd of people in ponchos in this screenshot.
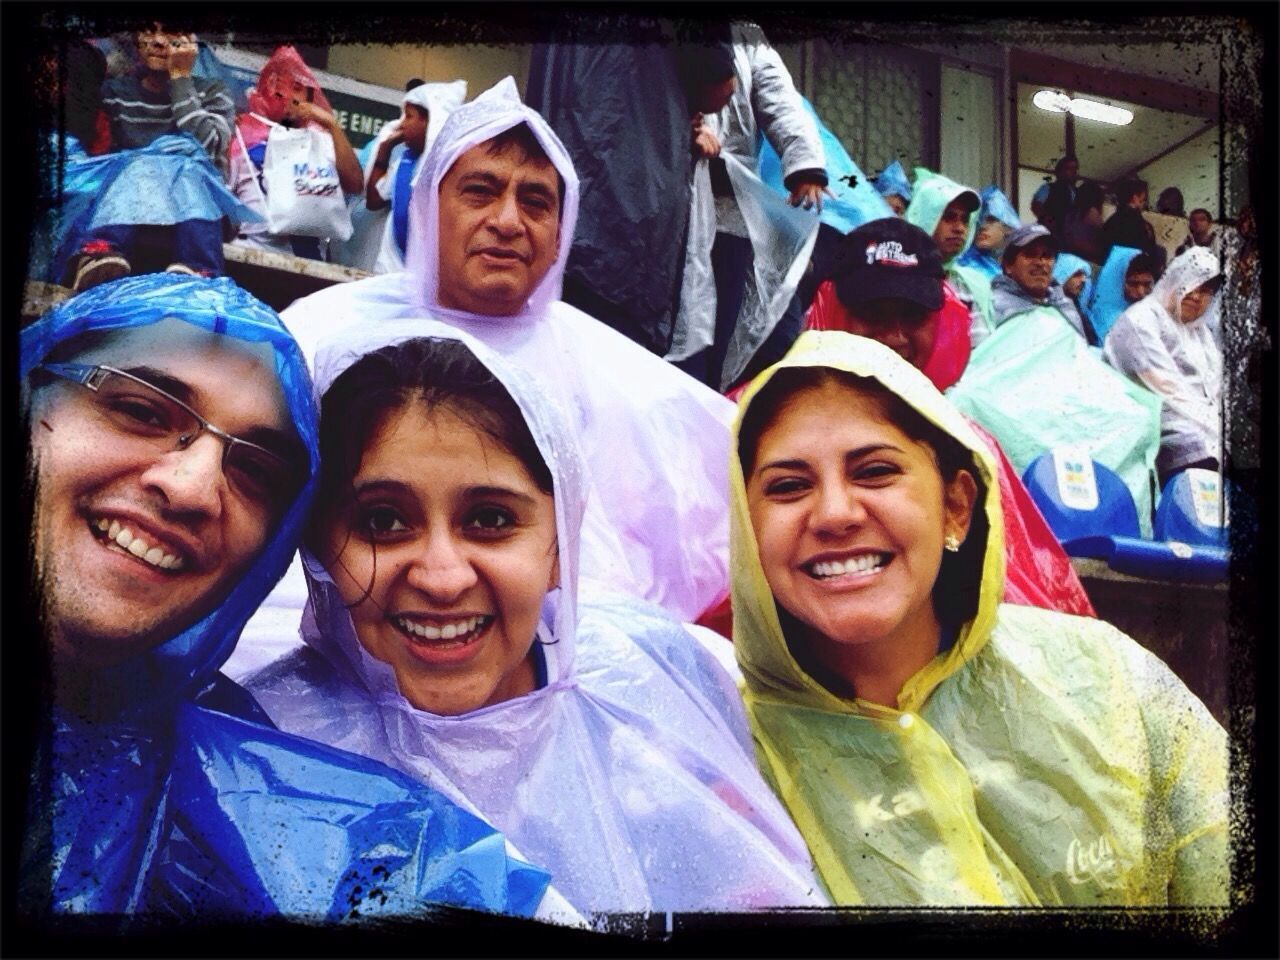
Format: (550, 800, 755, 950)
(20, 20, 1235, 926)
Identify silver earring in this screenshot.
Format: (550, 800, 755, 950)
(944, 534, 961, 553)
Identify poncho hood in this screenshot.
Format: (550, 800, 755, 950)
(301, 318, 583, 690)
(874, 158, 913, 202)
(238, 45, 334, 150)
(1147, 244, 1221, 325)
(403, 79, 468, 155)
(249, 320, 823, 914)
(729, 330, 1005, 718)
(977, 184, 1020, 230)
(22, 274, 318, 721)
(1087, 245, 1144, 343)
(405, 77, 580, 324)
(904, 168, 980, 267)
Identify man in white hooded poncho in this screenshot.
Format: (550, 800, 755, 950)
(1103, 246, 1224, 486)
(243, 319, 826, 916)
(278, 77, 735, 625)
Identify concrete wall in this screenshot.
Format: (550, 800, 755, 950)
(326, 43, 531, 99)
(1135, 125, 1220, 220)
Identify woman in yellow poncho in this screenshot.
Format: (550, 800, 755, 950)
(729, 329, 1229, 906)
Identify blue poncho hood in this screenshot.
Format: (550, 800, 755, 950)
(875, 158, 913, 202)
(1087, 245, 1145, 343)
(22, 273, 318, 720)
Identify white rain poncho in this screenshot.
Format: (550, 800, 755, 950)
(1103, 246, 1224, 477)
(244, 319, 826, 917)
(671, 22, 822, 388)
(275, 77, 735, 624)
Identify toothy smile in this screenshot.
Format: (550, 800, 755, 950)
(393, 615, 493, 645)
(806, 553, 889, 579)
(90, 517, 185, 571)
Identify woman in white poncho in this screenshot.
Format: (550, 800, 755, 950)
(243, 319, 825, 916)
(1103, 246, 1224, 486)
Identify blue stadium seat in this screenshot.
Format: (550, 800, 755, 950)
(1154, 468, 1229, 548)
(1022, 449, 1227, 582)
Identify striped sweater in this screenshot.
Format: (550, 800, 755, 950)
(102, 75, 235, 173)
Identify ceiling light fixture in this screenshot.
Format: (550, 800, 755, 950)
(1033, 89, 1134, 126)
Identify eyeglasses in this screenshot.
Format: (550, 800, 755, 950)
(39, 362, 306, 513)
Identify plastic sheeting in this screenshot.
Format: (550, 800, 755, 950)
(279, 77, 735, 624)
(905, 169, 993, 344)
(875, 159, 913, 202)
(245, 321, 827, 916)
(19, 275, 549, 918)
(49, 134, 257, 282)
(526, 39, 691, 354)
(719, 153, 819, 390)
(758, 96, 894, 235)
(1102, 247, 1224, 477)
(728, 331, 1229, 905)
(948, 305, 1162, 535)
(1088, 245, 1144, 344)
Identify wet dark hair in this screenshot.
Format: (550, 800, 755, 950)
(313, 337, 554, 606)
(737, 366, 988, 634)
(1115, 178, 1148, 205)
(483, 122, 565, 217)
(1189, 207, 1213, 221)
(1074, 180, 1105, 213)
(1125, 254, 1156, 279)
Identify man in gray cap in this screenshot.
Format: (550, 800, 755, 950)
(991, 224, 1088, 339)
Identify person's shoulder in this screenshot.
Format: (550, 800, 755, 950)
(987, 603, 1134, 678)
(101, 75, 140, 98)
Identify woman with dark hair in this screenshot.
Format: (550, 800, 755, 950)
(245, 320, 825, 916)
(728, 330, 1228, 905)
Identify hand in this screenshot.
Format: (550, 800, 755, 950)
(788, 181, 835, 213)
(693, 128, 721, 160)
(284, 99, 336, 129)
(166, 35, 197, 78)
(381, 119, 405, 147)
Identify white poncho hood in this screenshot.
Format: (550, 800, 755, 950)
(247, 320, 824, 916)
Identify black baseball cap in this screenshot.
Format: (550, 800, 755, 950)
(831, 217, 945, 312)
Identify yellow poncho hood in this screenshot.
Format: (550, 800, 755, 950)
(729, 331, 1229, 907)
(730, 331, 1005, 717)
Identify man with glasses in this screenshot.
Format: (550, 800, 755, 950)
(19, 274, 554, 920)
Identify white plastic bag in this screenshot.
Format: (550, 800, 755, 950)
(257, 120, 353, 241)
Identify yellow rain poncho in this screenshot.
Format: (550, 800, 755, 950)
(729, 330, 1229, 906)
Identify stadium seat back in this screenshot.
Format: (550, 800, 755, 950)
(1154, 468, 1229, 547)
(1022, 447, 1142, 545)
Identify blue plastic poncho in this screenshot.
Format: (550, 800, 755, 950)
(759, 96, 893, 234)
(20, 274, 550, 919)
(874, 158, 913, 203)
(1052, 253, 1095, 332)
(1088, 245, 1145, 344)
(244, 318, 826, 918)
(957, 185, 1021, 279)
(49, 134, 257, 283)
